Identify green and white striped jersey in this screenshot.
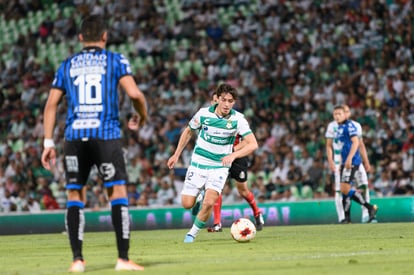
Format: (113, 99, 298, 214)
(188, 104, 253, 169)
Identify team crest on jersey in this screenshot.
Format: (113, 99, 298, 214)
(226, 120, 232, 129)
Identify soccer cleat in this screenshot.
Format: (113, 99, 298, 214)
(368, 204, 378, 223)
(339, 219, 351, 224)
(191, 189, 205, 216)
(115, 259, 144, 271)
(68, 260, 85, 273)
(184, 234, 195, 243)
(255, 213, 264, 231)
(207, 223, 222, 232)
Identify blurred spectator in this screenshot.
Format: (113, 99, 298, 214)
(127, 183, 140, 206)
(156, 180, 175, 206)
(27, 195, 41, 213)
(0, 189, 15, 212)
(11, 189, 29, 212)
(126, 155, 143, 184)
(0, 0, 413, 211)
(373, 170, 393, 197)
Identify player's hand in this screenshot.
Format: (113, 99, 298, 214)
(364, 162, 371, 173)
(329, 162, 336, 172)
(41, 147, 56, 170)
(128, 114, 143, 130)
(344, 159, 352, 170)
(221, 155, 235, 167)
(167, 155, 178, 169)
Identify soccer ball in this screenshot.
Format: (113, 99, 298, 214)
(230, 218, 256, 242)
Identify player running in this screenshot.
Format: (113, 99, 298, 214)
(167, 83, 258, 243)
(207, 91, 264, 232)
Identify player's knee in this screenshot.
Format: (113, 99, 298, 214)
(181, 196, 195, 209)
(340, 185, 350, 195)
(201, 198, 215, 210)
(182, 201, 193, 209)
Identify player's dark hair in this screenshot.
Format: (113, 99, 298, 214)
(333, 105, 345, 111)
(215, 83, 238, 100)
(79, 15, 107, 42)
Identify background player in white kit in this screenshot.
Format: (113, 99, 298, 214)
(325, 105, 373, 223)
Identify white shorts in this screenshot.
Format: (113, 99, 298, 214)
(334, 164, 368, 191)
(355, 164, 368, 187)
(181, 165, 229, 197)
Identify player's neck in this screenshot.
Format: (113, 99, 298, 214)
(82, 41, 105, 49)
(214, 108, 229, 119)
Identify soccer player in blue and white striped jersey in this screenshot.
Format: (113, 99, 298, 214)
(41, 15, 147, 272)
(332, 105, 378, 224)
(326, 105, 373, 223)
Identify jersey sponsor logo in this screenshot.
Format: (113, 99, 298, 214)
(99, 163, 116, 181)
(72, 119, 101, 129)
(65, 156, 79, 172)
(75, 104, 103, 112)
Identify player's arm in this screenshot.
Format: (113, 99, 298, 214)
(41, 88, 64, 170)
(359, 138, 371, 173)
(222, 133, 258, 166)
(167, 126, 194, 169)
(325, 138, 336, 172)
(344, 135, 359, 169)
(233, 138, 245, 152)
(119, 75, 147, 128)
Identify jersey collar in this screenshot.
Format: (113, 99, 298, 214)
(82, 46, 103, 52)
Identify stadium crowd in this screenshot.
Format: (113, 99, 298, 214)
(0, 0, 413, 212)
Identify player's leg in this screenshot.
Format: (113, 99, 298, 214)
(236, 180, 264, 230)
(342, 195, 351, 223)
(207, 194, 223, 232)
(230, 157, 264, 230)
(334, 165, 346, 223)
(191, 188, 205, 216)
(63, 140, 88, 272)
(355, 165, 370, 223)
(340, 165, 378, 223)
(181, 166, 206, 210)
(184, 167, 228, 242)
(109, 184, 144, 270)
(97, 140, 143, 271)
(66, 189, 86, 272)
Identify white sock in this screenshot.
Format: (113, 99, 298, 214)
(361, 186, 370, 221)
(188, 224, 201, 237)
(335, 191, 345, 222)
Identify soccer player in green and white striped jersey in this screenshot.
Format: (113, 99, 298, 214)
(167, 83, 258, 243)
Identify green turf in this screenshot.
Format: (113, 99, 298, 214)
(1, 223, 414, 274)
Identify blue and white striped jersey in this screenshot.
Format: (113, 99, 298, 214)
(335, 120, 362, 166)
(326, 119, 363, 165)
(51, 46, 132, 140)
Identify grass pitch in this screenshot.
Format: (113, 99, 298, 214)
(1, 223, 413, 275)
